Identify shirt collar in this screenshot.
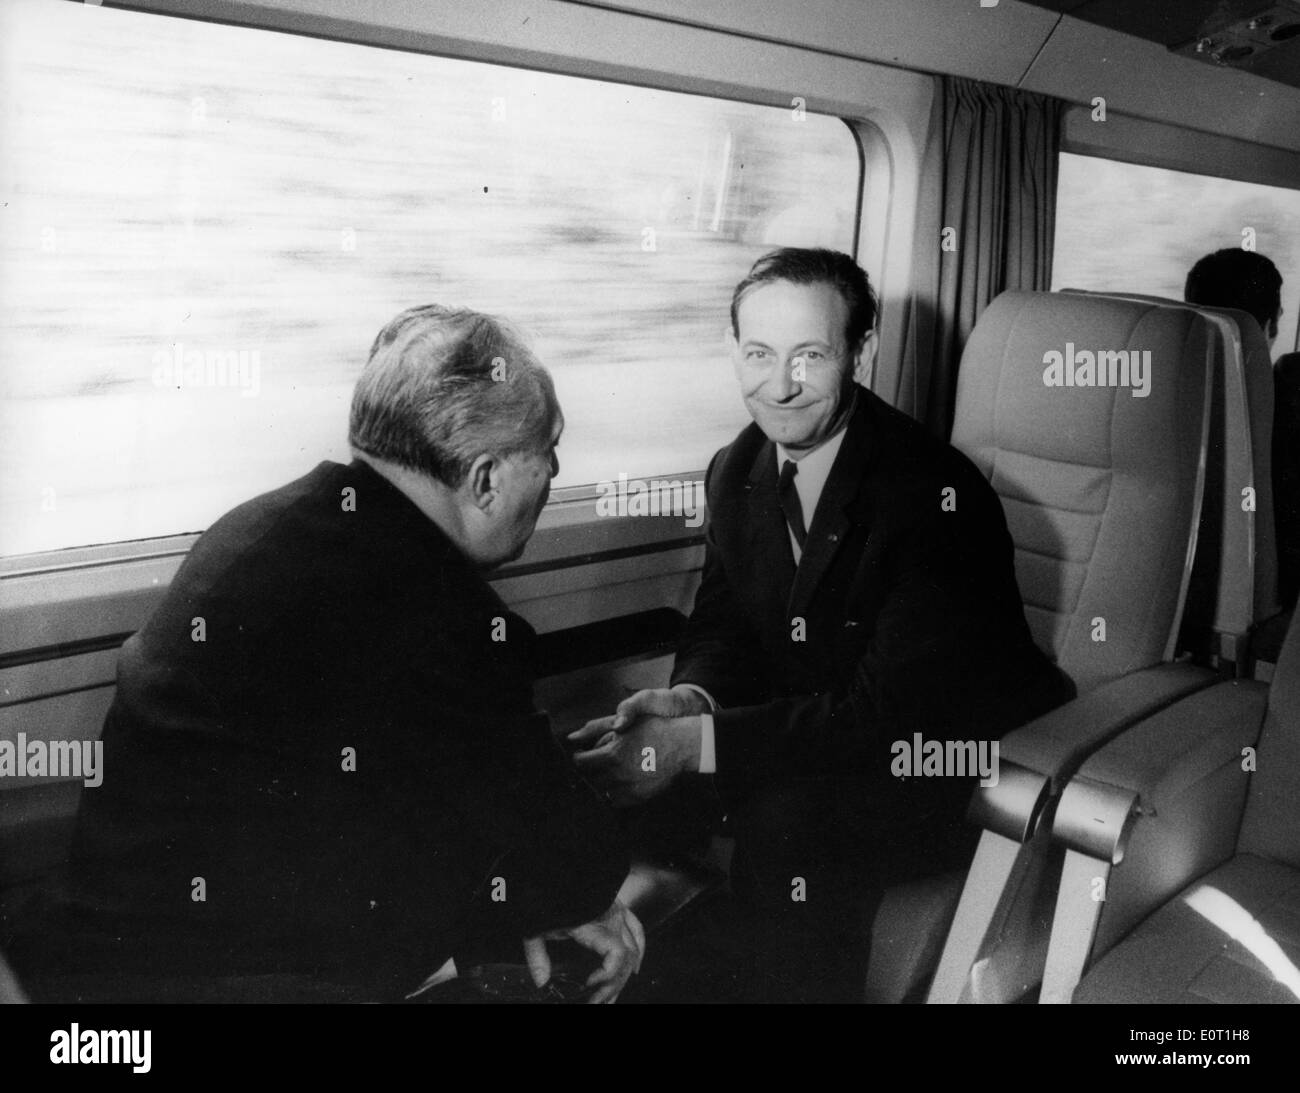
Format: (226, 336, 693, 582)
(774, 422, 849, 535)
(776, 425, 847, 477)
(777, 416, 848, 483)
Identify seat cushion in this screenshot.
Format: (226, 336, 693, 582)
(1075, 853, 1300, 1003)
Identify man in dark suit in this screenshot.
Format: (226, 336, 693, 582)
(571, 249, 1069, 1002)
(5, 305, 641, 1003)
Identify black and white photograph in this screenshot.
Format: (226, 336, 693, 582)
(0, 0, 1297, 1067)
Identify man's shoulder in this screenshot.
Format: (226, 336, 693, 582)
(857, 387, 981, 483)
(171, 459, 464, 619)
(706, 419, 769, 486)
(138, 462, 512, 693)
(1277, 352, 1300, 399)
(852, 396, 997, 532)
(180, 461, 352, 577)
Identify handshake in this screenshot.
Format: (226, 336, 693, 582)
(565, 684, 712, 806)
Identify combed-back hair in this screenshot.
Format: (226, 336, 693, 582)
(1185, 248, 1283, 334)
(349, 304, 559, 486)
(730, 247, 878, 351)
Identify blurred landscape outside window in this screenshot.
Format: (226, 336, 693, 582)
(1053, 152, 1300, 352)
(0, 0, 862, 556)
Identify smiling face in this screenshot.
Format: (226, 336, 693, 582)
(729, 280, 859, 454)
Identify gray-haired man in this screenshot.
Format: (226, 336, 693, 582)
(5, 305, 641, 1003)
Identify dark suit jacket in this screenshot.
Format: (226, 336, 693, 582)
(671, 386, 1071, 865)
(18, 460, 625, 995)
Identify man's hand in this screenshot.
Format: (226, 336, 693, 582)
(522, 899, 646, 1004)
(568, 688, 704, 805)
(607, 685, 713, 728)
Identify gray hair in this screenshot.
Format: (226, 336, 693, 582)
(349, 305, 560, 486)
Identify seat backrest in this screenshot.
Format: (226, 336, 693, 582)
(952, 290, 1216, 695)
(1062, 291, 1279, 670)
(1238, 606, 1300, 868)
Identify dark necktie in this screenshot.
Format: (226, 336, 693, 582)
(778, 459, 807, 550)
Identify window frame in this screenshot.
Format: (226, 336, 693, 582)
(0, 0, 922, 681)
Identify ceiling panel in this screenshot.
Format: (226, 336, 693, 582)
(1021, 0, 1300, 91)
(584, 0, 1062, 88)
(1020, 15, 1300, 150)
(602, 0, 1300, 154)
(1030, 0, 1266, 42)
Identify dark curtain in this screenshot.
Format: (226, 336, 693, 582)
(897, 77, 1064, 438)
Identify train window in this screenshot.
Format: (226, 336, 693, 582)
(1053, 152, 1300, 352)
(0, 1, 863, 558)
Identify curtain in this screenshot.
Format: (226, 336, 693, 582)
(896, 77, 1063, 438)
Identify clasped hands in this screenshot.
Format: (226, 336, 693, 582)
(566, 685, 708, 805)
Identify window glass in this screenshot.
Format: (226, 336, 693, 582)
(0, 0, 862, 556)
(1053, 152, 1300, 353)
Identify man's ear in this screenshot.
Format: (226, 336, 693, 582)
(852, 329, 879, 385)
(464, 453, 498, 511)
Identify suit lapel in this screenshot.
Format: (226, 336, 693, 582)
(787, 392, 875, 618)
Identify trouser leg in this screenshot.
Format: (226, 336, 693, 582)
(727, 775, 879, 1002)
(626, 775, 880, 1003)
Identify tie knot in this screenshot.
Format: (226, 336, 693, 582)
(779, 459, 798, 488)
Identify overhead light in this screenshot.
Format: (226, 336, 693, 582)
(1172, 1, 1300, 70)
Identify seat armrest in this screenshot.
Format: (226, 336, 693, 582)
(969, 663, 1217, 841)
(1052, 679, 1269, 958)
(1066, 679, 1267, 811)
(1000, 663, 1217, 791)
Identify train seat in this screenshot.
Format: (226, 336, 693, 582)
(913, 290, 1225, 1004)
(1046, 603, 1300, 1003)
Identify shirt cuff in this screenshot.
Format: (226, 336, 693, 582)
(675, 682, 717, 713)
(698, 713, 716, 774)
